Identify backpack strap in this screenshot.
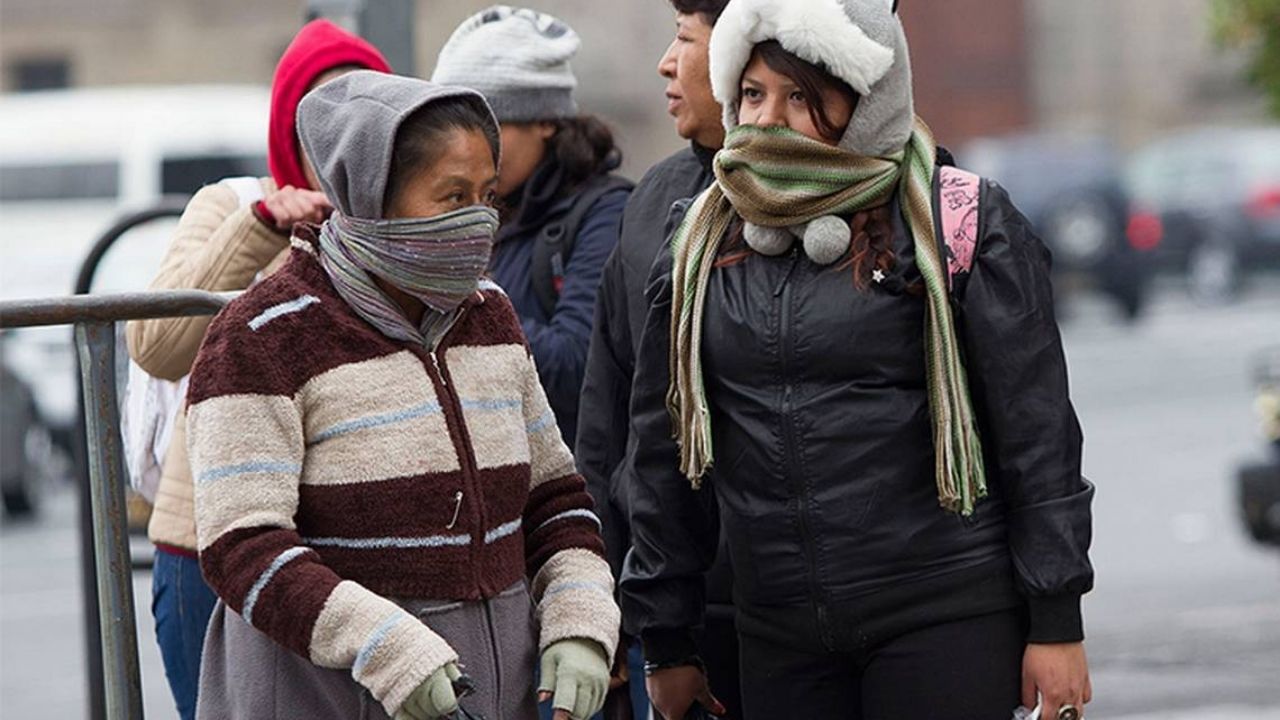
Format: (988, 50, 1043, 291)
(531, 174, 634, 317)
(936, 165, 982, 295)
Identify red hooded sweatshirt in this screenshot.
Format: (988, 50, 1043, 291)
(269, 19, 391, 191)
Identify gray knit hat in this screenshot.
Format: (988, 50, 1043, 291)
(709, 0, 913, 157)
(431, 5, 580, 123)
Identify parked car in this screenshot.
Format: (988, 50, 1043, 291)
(963, 132, 1150, 319)
(0, 85, 269, 457)
(1238, 346, 1280, 547)
(0, 333, 55, 517)
(1125, 126, 1280, 303)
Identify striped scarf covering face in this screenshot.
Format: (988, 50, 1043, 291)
(318, 205, 499, 347)
(669, 119, 988, 515)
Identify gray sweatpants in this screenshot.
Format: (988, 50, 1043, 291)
(197, 582, 538, 719)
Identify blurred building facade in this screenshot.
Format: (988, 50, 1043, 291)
(899, 0, 1032, 150)
(0, 0, 1269, 167)
(1028, 0, 1267, 146)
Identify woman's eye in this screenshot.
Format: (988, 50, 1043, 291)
(789, 91, 806, 103)
(449, 192, 465, 204)
(742, 87, 761, 100)
(483, 191, 497, 206)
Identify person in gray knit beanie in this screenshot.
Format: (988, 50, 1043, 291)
(432, 5, 579, 123)
(429, 5, 631, 466)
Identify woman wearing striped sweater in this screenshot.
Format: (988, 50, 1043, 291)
(186, 71, 617, 720)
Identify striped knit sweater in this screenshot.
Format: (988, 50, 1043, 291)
(186, 233, 619, 716)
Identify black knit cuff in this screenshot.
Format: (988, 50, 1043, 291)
(1027, 594, 1084, 643)
(641, 628, 700, 666)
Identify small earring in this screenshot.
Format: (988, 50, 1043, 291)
(872, 268, 886, 284)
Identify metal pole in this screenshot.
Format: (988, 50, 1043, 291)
(360, 0, 416, 76)
(69, 201, 187, 720)
(74, 321, 144, 720)
(306, 0, 415, 76)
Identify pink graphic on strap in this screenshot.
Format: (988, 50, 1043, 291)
(939, 166, 981, 289)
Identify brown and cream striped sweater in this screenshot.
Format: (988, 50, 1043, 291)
(186, 234, 618, 715)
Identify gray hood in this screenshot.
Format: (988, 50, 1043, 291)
(296, 70, 499, 219)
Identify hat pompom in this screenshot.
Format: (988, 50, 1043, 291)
(743, 223, 794, 256)
(802, 215, 852, 265)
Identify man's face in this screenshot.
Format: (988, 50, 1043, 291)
(657, 12, 725, 150)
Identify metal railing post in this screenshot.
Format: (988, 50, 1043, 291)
(0, 290, 234, 720)
(74, 320, 144, 720)
(72, 200, 187, 720)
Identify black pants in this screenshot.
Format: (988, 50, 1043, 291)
(737, 609, 1025, 720)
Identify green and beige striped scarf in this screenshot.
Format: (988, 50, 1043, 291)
(668, 118, 988, 515)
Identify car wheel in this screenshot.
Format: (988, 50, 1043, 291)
(1113, 284, 1144, 322)
(1238, 459, 1280, 545)
(1, 419, 51, 518)
(1188, 239, 1240, 305)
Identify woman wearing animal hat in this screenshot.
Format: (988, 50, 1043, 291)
(620, 1, 1094, 718)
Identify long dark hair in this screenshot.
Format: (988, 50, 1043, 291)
(384, 95, 501, 215)
(718, 42, 896, 291)
(548, 114, 622, 195)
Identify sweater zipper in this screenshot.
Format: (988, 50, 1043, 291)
(428, 310, 466, 389)
(419, 307, 487, 591)
(776, 249, 830, 645)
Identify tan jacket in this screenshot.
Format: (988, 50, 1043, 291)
(126, 177, 288, 551)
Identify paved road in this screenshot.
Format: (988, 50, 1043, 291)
(1062, 282, 1280, 718)
(2, 280, 1278, 719)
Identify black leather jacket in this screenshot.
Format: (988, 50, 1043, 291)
(620, 176, 1094, 661)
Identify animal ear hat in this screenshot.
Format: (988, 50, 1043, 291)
(709, 0, 913, 156)
(709, 0, 915, 264)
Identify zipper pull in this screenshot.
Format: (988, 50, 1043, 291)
(445, 490, 464, 529)
(430, 351, 448, 388)
(774, 246, 802, 297)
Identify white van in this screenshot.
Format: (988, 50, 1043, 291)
(0, 85, 270, 460)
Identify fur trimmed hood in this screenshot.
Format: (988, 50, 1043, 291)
(709, 0, 914, 156)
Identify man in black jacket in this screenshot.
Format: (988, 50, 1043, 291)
(575, 0, 737, 716)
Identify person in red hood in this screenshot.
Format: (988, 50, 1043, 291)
(123, 19, 390, 720)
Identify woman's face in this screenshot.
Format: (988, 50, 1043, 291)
(496, 121, 556, 197)
(737, 53, 855, 146)
(385, 127, 498, 220)
(657, 12, 725, 149)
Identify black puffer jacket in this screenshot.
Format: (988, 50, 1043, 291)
(620, 175, 1094, 661)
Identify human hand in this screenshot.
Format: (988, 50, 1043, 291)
(1023, 642, 1092, 719)
(260, 185, 331, 229)
(645, 663, 725, 720)
(393, 662, 462, 720)
(538, 639, 611, 720)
